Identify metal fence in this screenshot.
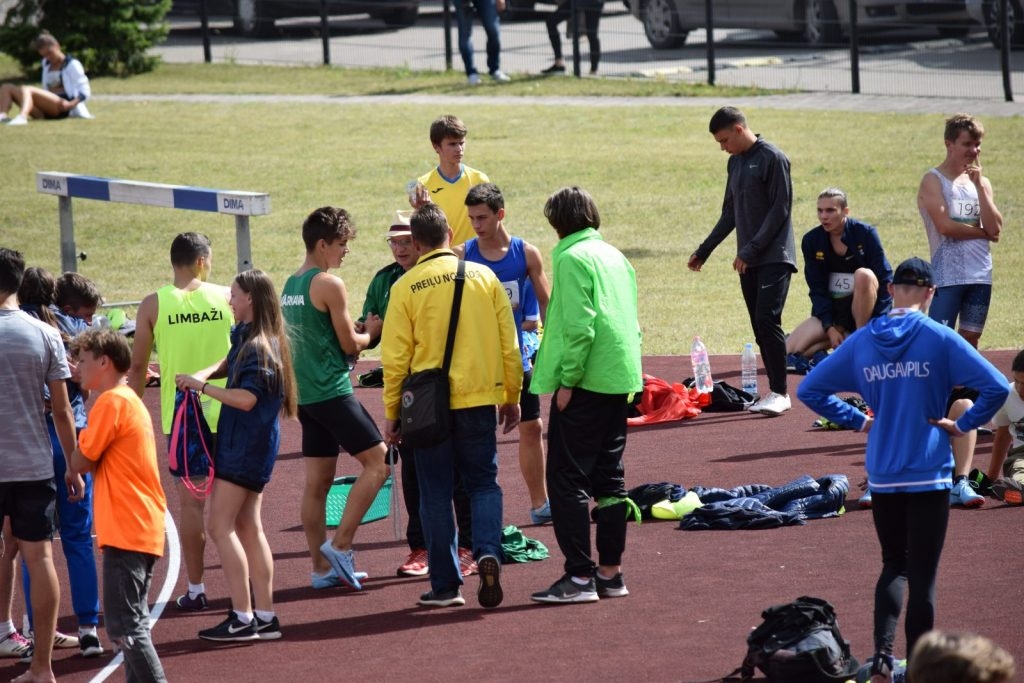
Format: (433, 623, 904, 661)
(161, 0, 1023, 100)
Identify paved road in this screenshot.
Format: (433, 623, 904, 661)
(155, 3, 1023, 100)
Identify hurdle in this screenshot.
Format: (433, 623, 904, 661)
(36, 172, 271, 274)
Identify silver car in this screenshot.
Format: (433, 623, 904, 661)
(172, 0, 420, 36)
(631, 0, 978, 49)
(966, 0, 1024, 47)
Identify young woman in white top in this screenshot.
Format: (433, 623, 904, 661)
(0, 31, 92, 126)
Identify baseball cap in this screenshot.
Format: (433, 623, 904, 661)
(893, 257, 934, 287)
(387, 209, 413, 239)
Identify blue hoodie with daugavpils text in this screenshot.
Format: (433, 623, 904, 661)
(797, 309, 1008, 494)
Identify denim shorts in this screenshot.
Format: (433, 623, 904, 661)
(929, 284, 991, 334)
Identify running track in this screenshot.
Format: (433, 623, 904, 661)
(3, 352, 1020, 682)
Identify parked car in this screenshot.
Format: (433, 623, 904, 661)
(171, 0, 420, 36)
(630, 0, 979, 49)
(966, 0, 1024, 47)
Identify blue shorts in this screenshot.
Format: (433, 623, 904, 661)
(929, 284, 991, 334)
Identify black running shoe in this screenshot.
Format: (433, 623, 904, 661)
(417, 589, 465, 608)
(531, 575, 599, 604)
(595, 572, 629, 599)
(198, 613, 259, 642)
(358, 366, 384, 388)
(175, 592, 209, 612)
(79, 632, 104, 658)
(968, 467, 994, 497)
(254, 615, 282, 641)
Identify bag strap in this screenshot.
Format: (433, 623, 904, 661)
(171, 389, 215, 500)
(183, 389, 215, 499)
(441, 259, 465, 375)
(168, 393, 187, 472)
(387, 445, 402, 541)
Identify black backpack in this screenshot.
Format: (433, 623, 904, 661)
(682, 378, 755, 412)
(731, 596, 860, 682)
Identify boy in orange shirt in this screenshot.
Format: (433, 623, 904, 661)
(69, 328, 168, 682)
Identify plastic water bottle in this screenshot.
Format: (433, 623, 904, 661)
(741, 342, 759, 397)
(690, 336, 713, 393)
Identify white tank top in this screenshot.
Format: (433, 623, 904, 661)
(919, 168, 991, 287)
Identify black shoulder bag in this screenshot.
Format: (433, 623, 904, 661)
(399, 257, 465, 448)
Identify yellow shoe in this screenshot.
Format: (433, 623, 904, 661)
(672, 490, 703, 517)
(650, 500, 680, 520)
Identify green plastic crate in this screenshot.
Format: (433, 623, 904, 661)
(325, 475, 392, 527)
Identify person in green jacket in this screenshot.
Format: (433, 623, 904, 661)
(529, 186, 642, 605)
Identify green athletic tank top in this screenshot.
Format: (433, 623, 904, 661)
(281, 269, 353, 405)
(153, 283, 233, 434)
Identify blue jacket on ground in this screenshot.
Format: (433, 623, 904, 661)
(797, 310, 1008, 494)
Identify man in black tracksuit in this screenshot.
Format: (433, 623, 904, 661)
(688, 106, 796, 417)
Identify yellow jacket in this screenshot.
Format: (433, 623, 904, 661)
(382, 249, 523, 420)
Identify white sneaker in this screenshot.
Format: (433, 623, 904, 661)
(68, 102, 93, 119)
(467, 73, 481, 85)
(751, 392, 791, 416)
(490, 70, 511, 82)
(7, 114, 28, 126)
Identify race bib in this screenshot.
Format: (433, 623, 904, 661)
(950, 197, 981, 224)
(502, 280, 521, 310)
(829, 272, 854, 298)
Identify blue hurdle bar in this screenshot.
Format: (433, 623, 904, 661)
(36, 172, 271, 274)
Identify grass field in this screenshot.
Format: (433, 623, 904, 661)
(2, 61, 1022, 356)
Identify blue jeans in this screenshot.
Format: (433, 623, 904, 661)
(23, 419, 100, 628)
(414, 406, 503, 594)
(454, 0, 502, 76)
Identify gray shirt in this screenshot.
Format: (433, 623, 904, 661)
(695, 135, 797, 271)
(0, 309, 70, 482)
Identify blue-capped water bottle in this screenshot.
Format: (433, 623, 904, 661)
(741, 342, 758, 398)
(690, 336, 713, 394)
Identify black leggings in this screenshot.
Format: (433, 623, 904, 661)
(546, 5, 601, 72)
(870, 489, 949, 658)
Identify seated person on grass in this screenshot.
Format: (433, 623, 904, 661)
(786, 188, 892, 370)
(0, 32, 92, 125)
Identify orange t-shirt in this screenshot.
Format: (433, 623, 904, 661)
(79, 384, 166, 556)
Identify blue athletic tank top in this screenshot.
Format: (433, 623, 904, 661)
(464, 236, 530, 369)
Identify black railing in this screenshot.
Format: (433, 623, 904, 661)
(179, 0, 1017, 100)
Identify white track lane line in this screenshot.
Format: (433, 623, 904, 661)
(89, 509, 180, 683)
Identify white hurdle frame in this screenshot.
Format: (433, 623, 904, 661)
(36, 172, 271, 274)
